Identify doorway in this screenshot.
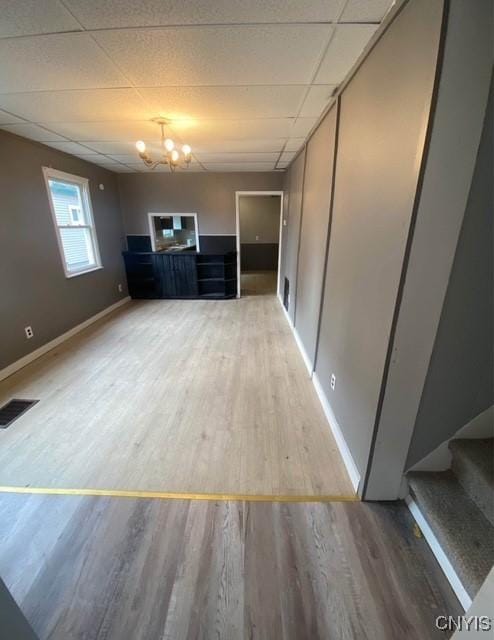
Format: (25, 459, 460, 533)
(235, 191, 283, 298)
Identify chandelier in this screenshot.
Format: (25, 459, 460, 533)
(135, 118, 192, 171)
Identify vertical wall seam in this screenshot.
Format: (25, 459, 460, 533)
(313, 99, 341, 374)
(292, 146, 309, 327)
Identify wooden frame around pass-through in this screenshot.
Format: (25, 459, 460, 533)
(235, 190, 284, 299)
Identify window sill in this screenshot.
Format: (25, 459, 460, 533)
(65, 265, 103, 279)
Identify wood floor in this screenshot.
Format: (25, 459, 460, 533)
(0, 493, 460, 640)
(0, 273, 353, 496)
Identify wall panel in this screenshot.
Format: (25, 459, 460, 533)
(314, 0, 444, 477)
(294, 106, 337, 366)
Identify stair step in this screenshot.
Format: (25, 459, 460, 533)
(408, 470, 494, 598)
(449, 438, 494, 526)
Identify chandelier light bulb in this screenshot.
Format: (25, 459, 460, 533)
(137, 120, 191, 170)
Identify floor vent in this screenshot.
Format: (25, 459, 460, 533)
(0, 399, 38, 428)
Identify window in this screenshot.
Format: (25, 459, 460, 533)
(43, 168, 102, 277)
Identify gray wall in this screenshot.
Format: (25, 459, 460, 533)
(406, 75, 494, 468)
(0, 130, 128, 371)
(239, 195, 280, 271)
(313, 0, 443, 477)
(280, 149, 305, 321)
(239, 195, 280, 243)
(117, 172, 283, 236)
(364, 0, 493, 498)
(294, 106, 337, 365)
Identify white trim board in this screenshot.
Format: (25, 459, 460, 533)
(406, 495, 472, 611)
(235, 191, 284, 299)
(277, 295, 360, 492)
(0, 297, 131, 382)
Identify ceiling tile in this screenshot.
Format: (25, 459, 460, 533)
(284, 138, 305, 152)
(291, 117, 317, 137)
(191, 139, 287, 153)
(139, 85, 306, 120)
(106, 154, 145, 163)
(0, 0, 82, 38)
(108, 166, 136, 172)
(194, 152, 280, 163)
(44, 140, 102, 154)
(72, 152, 105, 161)
(0, 109, 24, 124)
(314, 24, 378, 84)
(340, 0, 394, 23)
(0, 89, 153, 123)
(94, 25, 333, 86)
(202, 162, 275, 172)
(172, 118, 294, 143)
(0, 123, 65, 141)
(279, 151, 296, 163)
(65, 0, 345, 29)
(0, 33, 128, 93)
(125, 163, 171, 173)
(81, 141, 143, 154)
(299, 85, 336, 117)
(45, 120, 161, 141)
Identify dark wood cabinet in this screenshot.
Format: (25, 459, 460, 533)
(123, 251, 236, 300)
(171, 255, 198, 297)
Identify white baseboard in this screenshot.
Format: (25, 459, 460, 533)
(313, 372, 361, 493)
(406, 495, 472, 611)
(277, 295, 360, 493)
(0, 297, 131, 382)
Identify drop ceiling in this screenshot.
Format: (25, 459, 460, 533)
(0, 0, 394, 173)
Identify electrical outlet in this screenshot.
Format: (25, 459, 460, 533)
(330, 374, 336, 391)
(25, 326, 34, 339)
(255, 235, 260, 241)
(118, 283, 123, 292)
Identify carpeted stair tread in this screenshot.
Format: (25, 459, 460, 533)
(408, 469, 494, 598)
(449, 438, 494, 526)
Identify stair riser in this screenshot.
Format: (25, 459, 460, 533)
(451, 456, 494, 526)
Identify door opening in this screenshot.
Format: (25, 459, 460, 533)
(235, 191, 283, 298)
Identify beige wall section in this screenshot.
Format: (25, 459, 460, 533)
(314, 0, 443, 477)
(0, 130, 128, 372)
(239, 196, 280, 243)
(280, 149, 306, 322)
(118, 172, 283, 236)
(294, 106, 338, 366)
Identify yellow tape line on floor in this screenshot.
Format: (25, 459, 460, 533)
(0, 486, 359, 503)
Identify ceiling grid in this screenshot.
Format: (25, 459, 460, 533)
(0, 0, 392, 172)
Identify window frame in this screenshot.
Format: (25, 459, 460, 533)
(42, 167, 102, 278)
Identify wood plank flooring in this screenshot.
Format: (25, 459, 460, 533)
(0, 273, 353, 496)
(0, 494, 460, 640)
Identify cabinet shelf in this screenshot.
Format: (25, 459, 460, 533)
(123, 250, 237, 300)
(198, 277, 224, 282)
